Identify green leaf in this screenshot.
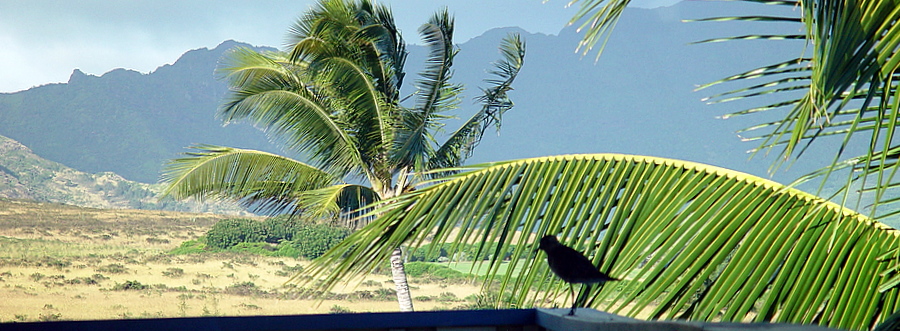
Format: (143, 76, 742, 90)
(300, 154, 900, 330)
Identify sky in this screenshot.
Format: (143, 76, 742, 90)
(0, 0, 677, 93)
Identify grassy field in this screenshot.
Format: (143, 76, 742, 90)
(441, 260, 526, 277)
(0, 199, 487, 322)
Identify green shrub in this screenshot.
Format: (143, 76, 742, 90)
(169, 239, 212, 255)
(329, 305, 352, 314)
(206, 218, 266, 249)
(146, 237, 170, 244)
(460, 291, 502, 310)
(111, 280, 149, 291)
(229, 242, 276, 255)
(438, 292, 460, 302)
(273, 244, 302, 258)
(408, 244, 448, 262)
(284, 224, 351, 259)
(274, 264, 304, 277)
(462, 243, 517, 261)
(407, 243, 517, 262)
(162, 268, 184, 278)
(403, 262, 468, 281)
(174, 216, 349, 259)
(262, 215, 302, 243)
(96, 263, 128, 274)
(224, 281, 266, 296)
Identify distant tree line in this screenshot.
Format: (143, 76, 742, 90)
(408, 243, 518, 263)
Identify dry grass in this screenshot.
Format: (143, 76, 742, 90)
(0, 199, 485, 322)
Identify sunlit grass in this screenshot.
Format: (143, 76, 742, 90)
(0, 236, 133, 259)
(440, 260, 526, 277)
(0, 200, 488, 322)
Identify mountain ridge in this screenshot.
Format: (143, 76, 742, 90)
(0, 2, 826, 194)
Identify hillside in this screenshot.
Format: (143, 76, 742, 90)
(0, 40, 277, 183)
(0, 135, 247, 214)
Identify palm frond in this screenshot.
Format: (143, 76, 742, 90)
(392, 9, 461, 172)
(217, 48, 367, 177)
(160, 145, 336, 215)
(561, 0, 632, 60)
(299, 154, 900, 330)
(697, 0, 900, 218)
(283, 0, 407, 183)
(428, 33, 526, 171)
(296, 183, 379, 226)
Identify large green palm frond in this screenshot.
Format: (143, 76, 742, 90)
(428, 33, 526, 172)
(695, 0, 900, 219)
(217, 47, 366, 177)
(299, 154, 900, 330)
(160, 145, 338, 215)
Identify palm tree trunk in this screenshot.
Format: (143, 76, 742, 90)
(390, 247, 414, 311)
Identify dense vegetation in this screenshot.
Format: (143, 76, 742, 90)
(172, 216, 351, 260)
(408, 243, 517, 263)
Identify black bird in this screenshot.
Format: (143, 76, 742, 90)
(538, 235, 618, 316)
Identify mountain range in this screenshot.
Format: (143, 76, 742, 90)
(0, 134, 247, 214)
(0, 2, 836, 207)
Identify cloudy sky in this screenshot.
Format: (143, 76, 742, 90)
(0, 0, 676, 93)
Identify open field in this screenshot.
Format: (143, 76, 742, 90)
(0, 199, 487, 322)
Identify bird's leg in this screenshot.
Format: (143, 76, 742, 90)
(567, 283, 577, 316)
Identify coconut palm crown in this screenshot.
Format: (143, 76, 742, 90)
(159, 0, 525, 312)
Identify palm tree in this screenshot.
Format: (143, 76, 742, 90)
(302, 154, 900, 330)
(562, 0, 900, 219)
(160, 0, 525, 312)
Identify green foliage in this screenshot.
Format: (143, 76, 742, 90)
(274, 264, 304, 277)
(229, 242, 276, 255)
(407, 244, 447, 262)
(408, 243, 517, 262)
(172, 217, 349, 260)
(283, 224, 351, 259)
(169, 239, 211, 255)
(96, 263, 128, 274)
(403, 262, 469, 282)
(262, 215, 301, 243)
(162, 268, 185, 278)
(460, 291, 503, 310)
(303, 154, 900, 330)
(111, 280, 149, 291)
(224, 281, 265, 296)
(205, 218, 266, 249)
